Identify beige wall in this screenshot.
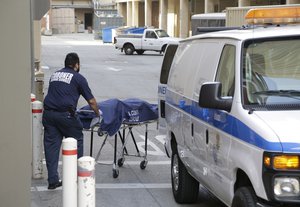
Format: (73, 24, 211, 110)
(117, 0, 298, 37)
(50, 0, 93, 33)
(52, 8, 75, 33)
(220, 0, 238, 11)
(51, 0, 92, 7)
(139, 2, 145, 26)
(117, 2, 127, 19)
(0, 0, 31, 206)
(250, 0, 281, 6)
(191, 0, 205, 14)
(152, 1, 159, 27)
(75, 8, 92, 24)
(287, 0, 300, 3)
(34, 21, 42, 66)
(159, 0, 168, 30)
(127, 1, 133, 26)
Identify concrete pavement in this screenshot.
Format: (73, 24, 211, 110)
(31, 33, 225, 207)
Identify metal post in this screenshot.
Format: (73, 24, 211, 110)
(62, 138, 77, 207)
(78, 156, 95, 207)
(31, 100, 43, 179)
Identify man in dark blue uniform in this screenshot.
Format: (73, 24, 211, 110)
(43, 52, 100, 189)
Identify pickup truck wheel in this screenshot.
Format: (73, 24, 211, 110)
(124, 44, 134, 55)
(231, 187, 257, 207)
(136, 50, 144, 55)
(171, 149, 199, 203)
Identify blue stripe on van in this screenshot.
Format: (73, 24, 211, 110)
(173, 99, 300, 152)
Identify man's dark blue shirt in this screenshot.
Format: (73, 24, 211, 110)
(44, 67, 94, 112)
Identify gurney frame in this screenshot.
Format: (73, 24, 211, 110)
(87, 119, 157, 178)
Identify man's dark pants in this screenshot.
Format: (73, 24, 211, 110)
(42, 110, 83, 185)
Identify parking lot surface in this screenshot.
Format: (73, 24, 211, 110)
(31, 33, 225, 207)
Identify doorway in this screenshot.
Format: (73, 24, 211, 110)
(85, 13, 93, 29)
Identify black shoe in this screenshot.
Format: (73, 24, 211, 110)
(48, 180, 62, 190)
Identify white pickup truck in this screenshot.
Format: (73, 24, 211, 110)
(114, 28, 181, 55)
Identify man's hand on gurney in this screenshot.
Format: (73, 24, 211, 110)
(90, 109, 103, 128)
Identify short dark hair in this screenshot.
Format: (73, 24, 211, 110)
(64, 52, 80, 68)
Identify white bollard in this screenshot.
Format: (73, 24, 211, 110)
(62, 138, 77, 207)
(31, 93, 36, 102)
(78, 156, 95, 207)
(32, 100, 43, 179)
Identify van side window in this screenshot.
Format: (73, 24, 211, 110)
(160, 44, 178, 84)
(215, 45, 235, 97)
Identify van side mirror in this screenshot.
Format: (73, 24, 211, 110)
(198, 82, 232, 112)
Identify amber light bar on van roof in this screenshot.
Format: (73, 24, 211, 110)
(245, 6, 300, 25)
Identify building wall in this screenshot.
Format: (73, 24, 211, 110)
(50, 0, 93, 33)
(250, 0, 286, 6)
(220, 0, 238, 10)
(0, 0, 31, 206)
(139, 2, 145, 26)
(52, 8, 75, 33)
(75, 8, 92, 24)
(51, 0, 92, 7)
(191, 0, 205, 14)
(152, 1, 159, 27)
(51, 0, 299, 36)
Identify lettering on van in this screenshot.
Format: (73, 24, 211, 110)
(158, 85, 167, 95)
(213, 112, 226, 123)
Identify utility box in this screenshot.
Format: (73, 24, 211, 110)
(102, 26, 118, 43)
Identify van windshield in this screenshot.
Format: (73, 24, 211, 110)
(242, 37, 300, 109)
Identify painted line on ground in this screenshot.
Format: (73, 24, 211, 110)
(41, 65, 50, 70)
(137, 135, 165, 156)
(31, 183, 171, 192)
(106, 66, 123, 72)
(155, 135, 166, 145)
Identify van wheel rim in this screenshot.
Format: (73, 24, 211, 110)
(172, 154, 179, 191)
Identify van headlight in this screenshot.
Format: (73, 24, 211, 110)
(264, 154, 299, 170)
(274, 177, 300, 197)
(263, 152, 300, 202)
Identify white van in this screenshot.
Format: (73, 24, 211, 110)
(158, 44, 178, 134)
(162, 7, 300, 207)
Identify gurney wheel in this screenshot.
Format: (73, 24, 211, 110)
(118, 158, 124, 167)
(113, 169, 119, 178)
(140, 160, 147, 170)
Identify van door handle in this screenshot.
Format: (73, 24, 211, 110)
(191, 123, 194, 137)
(206, 129, 209, 144)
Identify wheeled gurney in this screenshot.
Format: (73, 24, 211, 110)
(78, 98, 158, 178)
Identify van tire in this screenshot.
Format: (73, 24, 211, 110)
(171, 149, 199, 203)
(231, 187, 257, 207)
(124, 44, 134, 55)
